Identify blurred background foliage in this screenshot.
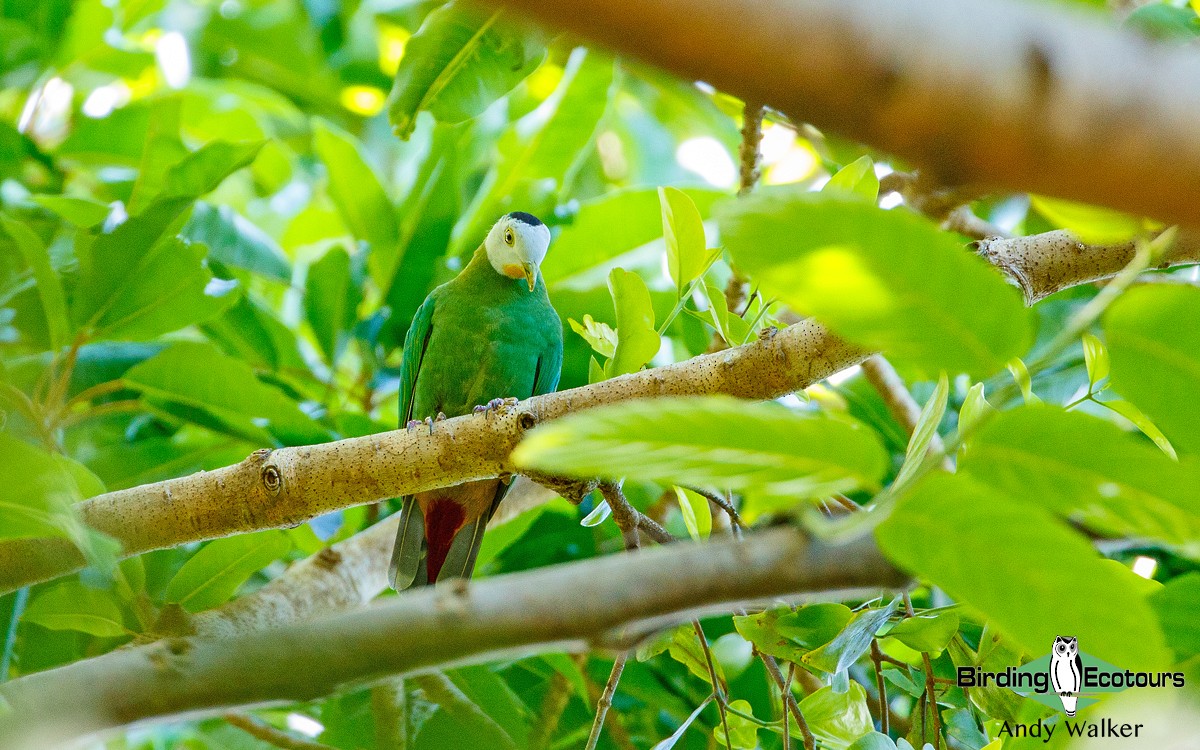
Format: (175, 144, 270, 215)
(1, 0, 1199, 748)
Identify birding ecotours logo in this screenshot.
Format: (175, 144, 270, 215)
(957, 635, 1186, 715)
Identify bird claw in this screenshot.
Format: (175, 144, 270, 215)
(758, 325, 779, 340)
(435, 411, 447, 422)
(474, 397, 518, 417)
(405, 419, 423, 431)
(425, 416, 435, 435)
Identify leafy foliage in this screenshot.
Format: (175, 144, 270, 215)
(1, 0, 1198, 748)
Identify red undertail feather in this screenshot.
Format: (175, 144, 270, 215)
(423, 498, 467, 582)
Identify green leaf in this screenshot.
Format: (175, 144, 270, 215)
(824, 156, 879, 202)
(124, 341, 328, 445)
(876, 472, 1171, 669)
(153, 140, 263, 206)
(674, 486, 712, 540)
(848, 733, 899, 750)
(1, 214, 69, 351)
(797, 682, 874, 749)
(668, 623, 723, 685)
(1095, 398, 1177, 460)
(71, 203, 236, 341)
(715, 699, 758, 749)
(304, 246, 362, 365)
(513, 396, 889, 505)
(720, 191, 1031, 377)
(1029, 195, 1145, 245)
(651, 699, 711, 750)
(541, 187, 725, 284)
(1081, 332, 1109, 391)
(1006, 357, 1040, 404)
(1149, 573, 1200, 661)
(22, 580, 127, 637)
(659, 187, 708, 297)
(475, 501, 551, 572)
(607, 267, 659, 376)
(31, 195, 111, 228)
(0, 434, 98, 541)
(893, 372, 948, 489)
(568, 314, 616, 359)
(183, 202, 291, 282)
(311, 120, 400, 284)
(957, 382, 993, 456)
(1103, 285, 1200, 455)
(734, 604, 853, 662)
(385, 1, 545, 139)
(165, 530, 292, 612)
(960, 405, 1200, 550)
(886, 610, 960, 654)
(458, 50, 614, 247)
(804, 599, 899, 674)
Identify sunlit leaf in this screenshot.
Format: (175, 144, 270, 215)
(674, 486, 711, 540)
(659, 187, 708, 296)
(797, 682, 874, 748)
(824, 156, 879, 202)
(1104, 285, 1200, 455)
(893, 372, 947, 489)
(513, 396, 888, 506)
(1095, 398, 1177, 460)
(1081, 332, 1109, 391)
(183, 202, 291, 282)
(885, 610, 959, 654)
(962, 405, 1200, 551)
(804, 599, 899, 674)
(607, 267, 659, 376)
(721, 192, 1031, 377)
(877, 472, 1172, 669)
(1029, 195, 1146, 245)
(386, 1, 545, 139)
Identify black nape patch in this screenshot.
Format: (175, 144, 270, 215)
(506, 211, 544, 227)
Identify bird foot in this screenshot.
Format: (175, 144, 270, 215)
(758, 325, 779, 340)
(473, 397, 519, 417)
(405, 419, 423, 432)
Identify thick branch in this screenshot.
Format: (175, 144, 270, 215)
(0, 320, 868, 594)
(0, 528, 908, 747)
(977, 229, 1200, 304)
(491, 0, 1200, 228)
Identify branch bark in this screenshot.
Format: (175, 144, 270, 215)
(0, 320, 869, 594)
(976, 229, 1200, 304)
(0, 528, 908, 748)
(490, 0, 1200, 228)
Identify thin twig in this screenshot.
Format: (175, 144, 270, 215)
(782, 663, 795, 750)
(585, 652, 628, 750)
(904, 594, 942, 748)
(870, 639, 889, 735)
(224, 712, 339, 750)
(692, 620, 732, 747)
(529, 668, 572, 750)
(683, 486, 746, 531)
(370, 677, 407, 750)
(757, 651, 815, 750)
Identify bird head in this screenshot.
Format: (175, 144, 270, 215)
(484, 211, 551, 291)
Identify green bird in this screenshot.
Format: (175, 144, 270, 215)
(389, 211, 563, 590)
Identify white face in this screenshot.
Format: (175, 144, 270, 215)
(484, 213, 552, 291)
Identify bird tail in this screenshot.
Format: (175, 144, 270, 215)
(388, 491, 494, 591)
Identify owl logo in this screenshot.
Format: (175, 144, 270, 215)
(1050, 635, 1082, 716)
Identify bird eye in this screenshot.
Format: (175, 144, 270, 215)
(504, 229, 514, 245)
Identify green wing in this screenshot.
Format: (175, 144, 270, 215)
(391, 294, 436, 590)
(398, 294, 436, 425)
(532, 331, 563, 398)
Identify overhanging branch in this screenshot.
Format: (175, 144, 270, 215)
(0, 528, 909, 748)
(490, 0, 1200, 228)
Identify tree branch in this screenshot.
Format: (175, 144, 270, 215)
(490, 0, 1200, 228)
(0, 528, 907, 747)
(976, 229, 1200, 304)
(0, 320, 869, 594)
